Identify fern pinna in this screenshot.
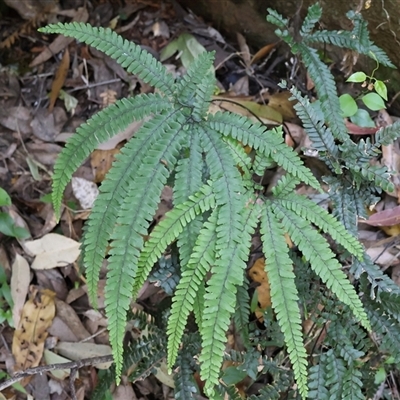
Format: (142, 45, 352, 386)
(40, 7, 399, 398)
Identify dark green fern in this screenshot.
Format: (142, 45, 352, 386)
(40, 5, 400, 398)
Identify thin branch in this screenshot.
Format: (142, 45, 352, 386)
(0, 355, 114, 391)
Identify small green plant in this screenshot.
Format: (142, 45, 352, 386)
(0, 187, 29, 239)
(0, 265, 13, 326)
(339, 67, 388, 127)
(39, 4, 400, 398)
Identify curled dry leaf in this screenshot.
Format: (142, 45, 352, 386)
(12, 287, 56, 383)
(55, 342, 113, 369)
(248, 258, 271, 322)
(24, 233, 81, 270)
(10, 254, 30, 328)
(71, 177, 99, 210)
(49, 48, 70, 112)
(362, 206, 400, 227)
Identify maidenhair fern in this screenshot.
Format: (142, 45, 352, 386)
(40, 4, 400, 398)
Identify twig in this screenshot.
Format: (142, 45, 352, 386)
(0, 355, 114, 391)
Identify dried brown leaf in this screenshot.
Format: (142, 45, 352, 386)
(12, 287, 56, 381)
(49, 48, 70, 112)
(250, 43, 276, 65)
(10, 254, 30, 328)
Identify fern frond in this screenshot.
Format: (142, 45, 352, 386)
(200, 200, 259, 396)
(303, 9, 395, 68)
(199, 124, 246, 205)
(297, 44, 348, 142)
(138, 184, 215, 296)
(39, 22, 175, 95)
(105, 118, 186, 380)
(325, 349, 346, 399)
(300, 4, 322, 36)
(176, 51, 216, 120)
(260, 203, 308, 399)
(352, 254, 400, 297)
(52, 94, 169, 218)
(207, 112, 321, 191)
(288, 86, 340, 171)
(174, 346, 199, 399)
(342, 368, 364, 400)
(234, 278, 251, 347)
(223, 136, 253, 184)
(275, 193, 363, 258)
(364, 294, 400, 363)
(308, 357, 329, 400)
(174, 134, 204, 268)
(84, 109, 177, 306)
(356, 163, 393, 192)
(374, 121, 400, 146)
(167, 210, 217, 369)
(271, 174, 301, 197)
(266, 8, 289, 29)
(192, 281, 206, 329)
(174, 134, 203, 204)
(272, 203, 371, 331)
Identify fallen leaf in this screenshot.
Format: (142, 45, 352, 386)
(236, 32, 251, 69)
(0, 106, 32, 136)
(71, 177, 99, 209)
(362, 206, 400, 227)
(44, 350, 74, 380)
(248, 258, 271, 322)
(24, 233, 81, 270)
(91, 148, 120, 183)
(55, 342, 112, 369)
(392, 265, 400, 286)
(49, 48, 70, 112)
(12, 287, 56, 383)
(250, 43, 276, 65)
(10, 254, 30, 328)
(30, 107, 67, 142)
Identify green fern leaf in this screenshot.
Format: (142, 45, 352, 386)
(84, 109, 177, 306)
(199, 124, 246, 204)
(167, 210, 218, 369)
(234, 278, 251, 347)
(200, 200, 259, 396)
(271, 174, 301, 197)
(52, 94, 169, 218)
(342, 368, 364, 400)
(138, 184, 216, 305)
(175, 134, 204, 268)
(176, 51, 216, 119)
(288, 86, 340, 171)
(260, 203, 308, 399)
(105, 117, 186, 380)
(39, 22, 175, 95)
(272, 203, 371, 331)
(275, 193, 363, 258)
(308, 358, 329, 400)
(297, 44, 348, 143)
(325, 350, 346, 399)
(300, 4, 322, 36)
(207, 112, 321, 191)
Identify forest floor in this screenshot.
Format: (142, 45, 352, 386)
(0, 0, 400, 399)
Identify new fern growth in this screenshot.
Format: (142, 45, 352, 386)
(40, 5, 400, 398)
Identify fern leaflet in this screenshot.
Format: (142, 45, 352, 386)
(261, 203, 308, 399)
(39, 22, 175, 95)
